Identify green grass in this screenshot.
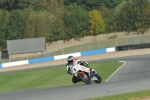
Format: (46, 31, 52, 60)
(0, 61, 123, 92)
(86, 89, 150, 100)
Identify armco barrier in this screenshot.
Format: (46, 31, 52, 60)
(28, 56, 54, 64)
(81, 49, 106, 56)
(106, 47, 116, 53)
(0, 47, 116, 68)
(54, 52, 81, 60)
(2, 60, 28, 68)
(0, 64, 2, 68)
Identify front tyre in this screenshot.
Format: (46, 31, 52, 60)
(95, 74, 102, 83)
(77, 73, 91, 85)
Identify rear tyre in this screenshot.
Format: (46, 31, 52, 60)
(95, 74, 102, 83)
(77, 73, 91, 85)
(72, 76, 81, 84)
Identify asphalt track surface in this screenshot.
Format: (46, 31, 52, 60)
(1, 54, 150, 100)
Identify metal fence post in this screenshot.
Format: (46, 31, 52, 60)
(115, 37, 118, 47)
(98, 40, 100, 49)
(80, 44, 82, 52)
(9, 54, 11, 62)
(75, 48, 76, 52)
(62, 48, 64, 54)
(44, 51, 46, 57)
(101, 44, 103, 49)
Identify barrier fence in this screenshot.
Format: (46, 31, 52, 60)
(0, 41, 150, 68)
(0, 33, 150, 63)
(0, 47, 116, 68)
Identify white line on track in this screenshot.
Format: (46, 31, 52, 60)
(105, 61, 126, 82)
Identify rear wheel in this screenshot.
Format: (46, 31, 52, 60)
(95, 74, 102, 83)
(77, 73, 91, 85)
(72, 76, 81, 84)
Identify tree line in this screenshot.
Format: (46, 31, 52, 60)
(0, 0, 150, 50)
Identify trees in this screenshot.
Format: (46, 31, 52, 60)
(88, 10, 105, 35)
(46, 0, 66, 43)
(64, 0, 102, 11)
(0, 0, 63, 11)
(64, 0, 123, 10)
(114, 0, 150, 34)
(0, 10, 10, 50)
(99, 6, 114, 33)
(0, 0, 31, 11)
(101, 0, 124, 9)
(113, 1, 128, 32)
(24, 9, 54, 40)
(133, 0, 150, 34)
(6, 10, 28, 40)
(0, 0, 150, 50)
(47, 11, 65, 43)
(63, 3, 88, 40)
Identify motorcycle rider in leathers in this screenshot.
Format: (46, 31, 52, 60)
(66, 55, 95, 84)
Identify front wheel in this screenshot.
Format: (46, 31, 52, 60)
(77, 73, 91, 85)
(95, 74, 102, 83)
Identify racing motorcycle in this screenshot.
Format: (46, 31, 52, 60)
(69, 62, 102, 85)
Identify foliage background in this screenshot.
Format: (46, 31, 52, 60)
(0, 0, 150, 50)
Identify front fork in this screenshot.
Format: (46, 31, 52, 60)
(93, 70, 98, 74)
(90, 69, 98, 78)
(75, 71, 88, 79)
(79, 72, 87, 78)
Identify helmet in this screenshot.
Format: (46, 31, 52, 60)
(67, 56, 76, 63)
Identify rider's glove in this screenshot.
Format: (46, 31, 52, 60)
(78, 60, 84, 64)
(90, 68, 95, 73)
(77, 60, 82, 63)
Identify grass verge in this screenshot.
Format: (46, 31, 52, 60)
(86, 89, 150, 100)
(0, 61, 123, 92)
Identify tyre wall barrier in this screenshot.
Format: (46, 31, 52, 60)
(116, 43, 150, 51)
(0, 47, 116, 68)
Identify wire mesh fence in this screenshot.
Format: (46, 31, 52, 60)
(0, 33, 150, 63)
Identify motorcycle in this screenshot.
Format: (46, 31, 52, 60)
(68, 62, 102, 85)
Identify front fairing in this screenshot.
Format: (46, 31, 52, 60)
(69, 63, 90, 75)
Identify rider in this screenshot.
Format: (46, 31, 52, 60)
(66, 55, 95, 84)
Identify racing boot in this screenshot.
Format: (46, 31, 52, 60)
(89, 70, 97, 81)
(91, 68, 97, 74)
